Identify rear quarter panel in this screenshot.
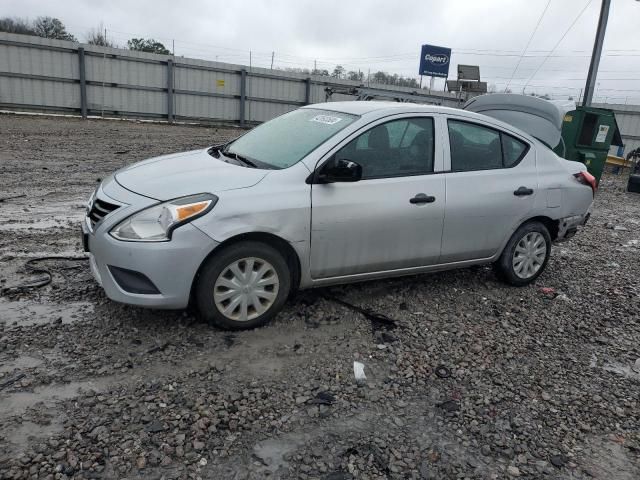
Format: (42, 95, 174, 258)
(535, 146, 593, 218)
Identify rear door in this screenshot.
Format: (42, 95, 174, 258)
(441, 117, 537, 263)
(310, 114, 446, 278)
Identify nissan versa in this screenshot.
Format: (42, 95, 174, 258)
(82, 97, 594, 329)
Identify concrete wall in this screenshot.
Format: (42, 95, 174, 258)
(0, 32, 463, 125)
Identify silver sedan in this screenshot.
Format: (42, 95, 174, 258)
(82, 100, 594, 329)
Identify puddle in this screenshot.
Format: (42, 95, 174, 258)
(1, 420, 65, 458)
(0, 215, 82, 231)
(0, 355, 43, 374)
(0, 300, 94, 326)
(253, 435, 305, 473)
(603, 362, 640, 380)
(1, 379, 105, 418)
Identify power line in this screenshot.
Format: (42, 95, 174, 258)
(504, 0, 552, 92)
(522, 0, 595, 93)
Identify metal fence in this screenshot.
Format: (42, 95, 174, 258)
(0, 32, 463, 125)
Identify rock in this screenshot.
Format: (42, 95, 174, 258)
(310, 391, 335, 405)
(541, 391, 551, 401)
(89, 425, 108, 439)
(145, 420, 165, 433)
(481, 445, 491, 456)
(136, 457, 146, 469)
(436, 400, 459, 412)
(550, 454, 567, 468)
(632, 359, 640, 373)
(507, 466, 521, 476)
(392, 416, 405, 427)
(193, 441, 205, 450)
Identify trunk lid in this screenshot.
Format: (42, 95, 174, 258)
(464, 94, 574, 149)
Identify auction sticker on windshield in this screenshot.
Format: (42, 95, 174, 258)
(310, 115, 343, 125)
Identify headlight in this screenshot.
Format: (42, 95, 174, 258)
(110, 193, 218, 242)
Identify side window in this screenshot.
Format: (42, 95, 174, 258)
(502, 134, 528, 167)
(335, 117, 434, 179)
(448, 120, 502, 172)
(448, 120, 529, 171)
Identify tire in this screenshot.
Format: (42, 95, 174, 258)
(494, 221, 551, 286)
(195, 241, 291, 330)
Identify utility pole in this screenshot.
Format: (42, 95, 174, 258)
(271, 51, 274, 70)
(172, 39, 175, 56)
(582, 0, 610, 106)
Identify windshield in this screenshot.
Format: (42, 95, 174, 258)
(225, 108, 359, 169)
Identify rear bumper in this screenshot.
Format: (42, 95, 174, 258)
(556, 212, 590, 242)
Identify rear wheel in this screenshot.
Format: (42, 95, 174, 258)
(196, 241, 291, 330)
(494, 221, 551, 286)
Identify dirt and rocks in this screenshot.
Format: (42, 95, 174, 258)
(1, 113, 639, 479)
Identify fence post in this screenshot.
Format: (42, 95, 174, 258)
(167, 59, 174, 124)
(78, 47, 87, 119)
(240, 69, 247, 126)
(305, 77, 311, 105)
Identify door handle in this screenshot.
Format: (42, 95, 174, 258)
(513, 186, 534, 196)
(410, 193, 436, 204)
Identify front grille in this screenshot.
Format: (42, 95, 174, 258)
(88, 197, 120, 228)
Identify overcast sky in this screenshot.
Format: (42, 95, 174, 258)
(4, 0, 640, 102)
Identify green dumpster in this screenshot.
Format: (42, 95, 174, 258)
(554, 106, 623, 184)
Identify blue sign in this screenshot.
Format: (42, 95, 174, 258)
(419, 44, 451, 78)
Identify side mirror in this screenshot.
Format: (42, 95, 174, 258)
(315, 158, 362, 183)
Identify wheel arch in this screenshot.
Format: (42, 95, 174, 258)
(523, 215, 559, 241)
(189, 232, 302, 306)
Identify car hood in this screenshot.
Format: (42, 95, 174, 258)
(114, 148, 269, 200)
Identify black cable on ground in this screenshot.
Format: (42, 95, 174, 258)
(322, 294, 398, 330)
(0, 256, 89, 295)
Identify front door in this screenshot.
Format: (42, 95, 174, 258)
(310, 116, 446, 279)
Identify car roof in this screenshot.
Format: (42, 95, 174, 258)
(305, 101, 538, 143)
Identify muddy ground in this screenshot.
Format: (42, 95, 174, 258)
(0, 113, 639, 480)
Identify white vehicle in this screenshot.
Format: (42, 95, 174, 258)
(82, 96, 594, 329)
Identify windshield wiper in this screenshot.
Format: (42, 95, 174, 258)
(222, 150, 258, 168)
(208, 144, 226, 159)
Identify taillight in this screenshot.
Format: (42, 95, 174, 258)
(574, 171, 597, 195)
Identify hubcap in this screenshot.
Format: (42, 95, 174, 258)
(213, 257, 279, 321)
(512, 232, 547, 279)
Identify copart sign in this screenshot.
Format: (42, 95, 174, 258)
(419, 44, 452, 78)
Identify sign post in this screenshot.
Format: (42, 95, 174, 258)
(419, 44, 452, 90)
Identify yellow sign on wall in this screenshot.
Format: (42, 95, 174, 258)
(216, 79, 225, 88)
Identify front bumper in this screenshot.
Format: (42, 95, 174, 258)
(556, 212, 590, 242)
(82, 182, 219, 309)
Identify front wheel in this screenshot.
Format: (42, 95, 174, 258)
(494, 221, 551, 286)
(195, 241, 291, 330)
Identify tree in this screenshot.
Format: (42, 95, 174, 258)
(347, 70, 364, 82)
(86, 24, 114, 47)
(127, 38, 171, 55)
(33, 17, 76, 41)
(373, 71, 388, 84)
(331, 65, 345, 79)
(0, 17, 36, 35)
(311, 68, 329, 76)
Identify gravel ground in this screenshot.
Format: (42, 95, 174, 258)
(0, 113, 639, 480)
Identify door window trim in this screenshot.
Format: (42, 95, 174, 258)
(445, 118, 531, 173)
